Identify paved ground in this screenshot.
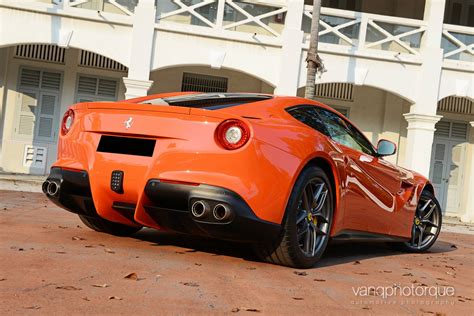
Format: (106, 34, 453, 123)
(1, 190, 473, 315)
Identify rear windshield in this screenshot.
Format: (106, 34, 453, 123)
(139, 93, 272, 110)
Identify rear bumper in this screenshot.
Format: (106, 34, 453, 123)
(44, 168, 281, 243)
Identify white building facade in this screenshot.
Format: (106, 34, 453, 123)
(0, 0, 473, 221)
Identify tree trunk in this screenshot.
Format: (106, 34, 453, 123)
(305, 0, 322, 100)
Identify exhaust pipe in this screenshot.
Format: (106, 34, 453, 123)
(191, 200, 210, 218)
(42, 180, 50, 194)
(213, 204, 231, 221)
(47, 181, 60, 197)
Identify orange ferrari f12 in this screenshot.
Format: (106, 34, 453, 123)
(43, 93, 442, 268)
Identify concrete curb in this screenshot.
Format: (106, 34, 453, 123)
(0, 174, 45, 193)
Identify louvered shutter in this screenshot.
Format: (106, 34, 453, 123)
(18, 92, 38, 136)
(98, 79, 117, 98)
(78, 76, 98, 95)
(41, 72, 61, 91)
(19, 69, 41, 89)
(37, 93, 58, 139)
(76, 75, 118, 102)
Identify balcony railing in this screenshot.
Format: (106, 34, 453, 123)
(39, 0, 138, 15)
(442, 24, 474, 63)
(302, 6, 426, 56)
(155, 0, 287, 37)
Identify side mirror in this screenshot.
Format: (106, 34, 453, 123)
(377, 139, 397, 157)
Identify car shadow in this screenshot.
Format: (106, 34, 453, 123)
(132, 229, 457, 268)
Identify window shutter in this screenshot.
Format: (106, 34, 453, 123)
(77, 75, 118, 102)
(451, 122, 468, 140)
(37, 93, 57, 139)
(434, 121, 450, 137)
(78, 76, 98, 95)
(98, 79, 117, 98)
(41, 72, 61, 91)
(20, 69, 41, 89)
(18, 92, 37, 136)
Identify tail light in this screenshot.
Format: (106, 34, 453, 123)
(215, 119, 250, 150)
(61, 109, 75, 136)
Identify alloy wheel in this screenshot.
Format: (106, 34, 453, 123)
(408, 197, 441, 249)
(296, 179, 330, 257)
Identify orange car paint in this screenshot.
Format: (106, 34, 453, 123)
(53, 93, 431, 238)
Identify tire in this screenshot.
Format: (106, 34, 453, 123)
(79, 215, 142, 237)
(255, 166, 334, 268)
(392, 190, 442, 252)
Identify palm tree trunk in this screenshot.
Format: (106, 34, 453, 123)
(305, 0, 322, 100)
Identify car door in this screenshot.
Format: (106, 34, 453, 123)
(314, 108, 403, 236)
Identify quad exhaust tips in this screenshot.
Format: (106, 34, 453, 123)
(213, 204, 231, 221)
(191, 200, 210, 218)
(190, 200, 232, 222)
(42, 180, 61, 198)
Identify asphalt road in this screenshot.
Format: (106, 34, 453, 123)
(1, 190, 473, 315)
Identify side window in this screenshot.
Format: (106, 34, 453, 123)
(315, 108, 375, 155)
(287, 106, 328, 135)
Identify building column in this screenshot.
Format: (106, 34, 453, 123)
(461, 121, 474, 223)
(123, 0, 155, 99)
(403, 0, 445, 177)
(274, 0, 304, 96)
(403, 113, 442, 176)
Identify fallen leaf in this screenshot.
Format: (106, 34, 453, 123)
(457, 295, 473, 301)
(293, 271, 308, 276)
(180, 282, 199, 287)
(124, 273, 138, 280)
(24, 305, 41, 310)
(72, 236, 85, 241)
(353, 260, 361, 265)
(108, 296, 122, 300)
(313, 278, 326, 282)
(56, 285, 82, 291)
(104, 248, 115, 254)
(242, 308, 261, 313)
(92, 283, 110, 288)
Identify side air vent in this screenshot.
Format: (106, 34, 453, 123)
(438, 96, 473, 114)
(15, 44, 65, 64)
(315, 83, 354, 101)
(79, 50, 128, 72)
